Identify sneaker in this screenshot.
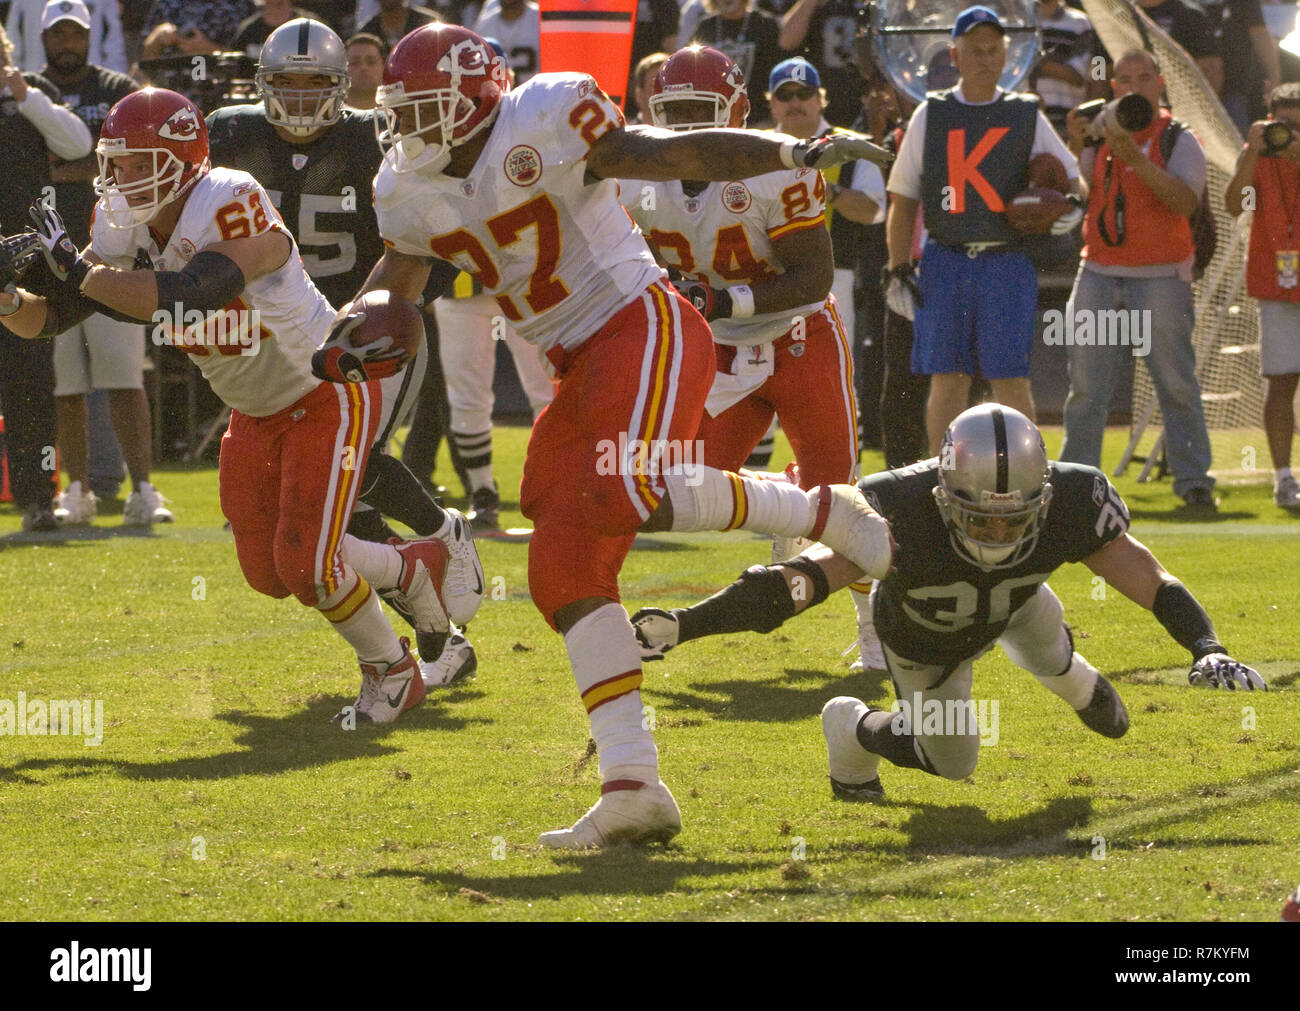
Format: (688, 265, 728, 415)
(1274, 476, 1300, 510)
(419, 631, 477, 688)
(21, 505, 59, 533)
(813, 485, 892, 579)
(388, 536, 451, 634)
(1074, 675, 1129, 739)
(630, 607, 680, 661)
(538, 778, 682, 849)
(822, 697, 885, 801)
(333, 637, 426, 724)
(123, 482, 174, 526)
(467, 483, 500, 530)
(53, 481, 97, 525)
(1180, 486, 1218, 512)
(433, 509, 485, 625)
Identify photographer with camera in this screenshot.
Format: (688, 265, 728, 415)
(1061, 48, 1217, 512)
(1225, 82, 1300, 509)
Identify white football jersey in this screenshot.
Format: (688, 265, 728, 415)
(93, 167, 335, 417)
(621, 167, 828, 346)
(375, 72, 662, 354)
(473, 3, 541, 84)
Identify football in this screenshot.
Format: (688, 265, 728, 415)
(1005, 187, 1076, 235)
(1026, 152, 1070, 193)
(346, 289, 424, 361)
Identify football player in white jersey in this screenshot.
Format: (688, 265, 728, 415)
(340, 24, 895, 846)
(0, 87, 485, 725)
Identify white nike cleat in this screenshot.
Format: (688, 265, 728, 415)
(419, 630, 477, 688)
(388, 536, 451, 634)
(538, 779, 682, 849)
(822, 696, 884, 801)
(54, 480, 98, 525)
(847, 609, 886, 672)
(122, 482, 173, 526)
(334, 637, 426, 725)
(433, 509, 485, 625)
(630, 607, 680, 661)
(771, 533, 811, 564)
(811, 485, 892, 581)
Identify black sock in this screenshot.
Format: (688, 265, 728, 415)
(855, 709, 936, 774)
(347, 508, 399, 544)
(675, 559, 830, 644)
(360, 452, 447, 536)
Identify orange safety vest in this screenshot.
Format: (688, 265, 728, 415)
(1245, 156, 1300, 302)
(1082, 110, 1194, 268)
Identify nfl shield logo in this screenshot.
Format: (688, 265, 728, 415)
(292, 153, 308, 170)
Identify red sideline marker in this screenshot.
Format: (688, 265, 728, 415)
(538, 0, 638, 108)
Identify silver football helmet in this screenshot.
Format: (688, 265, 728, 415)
(256, 18, 350, 137)
(933, 405, 1053, 570)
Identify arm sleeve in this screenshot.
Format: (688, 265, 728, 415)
(17, 83, 94, 161)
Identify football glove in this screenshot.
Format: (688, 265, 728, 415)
(785, 128, 895, 171)
(0, 231, 43, 289)
(672, 277, 732, 321)
(310, 311, 408, 383)
(882, 263, 921, 322)
(29, 203, 91, 289)
(1050, 194, 1085, 236)
(1189, 653, 1267, 691)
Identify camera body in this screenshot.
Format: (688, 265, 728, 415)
(1075, 93, 1155, 147)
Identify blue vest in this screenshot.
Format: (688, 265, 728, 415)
(921, 90, 1039, 245)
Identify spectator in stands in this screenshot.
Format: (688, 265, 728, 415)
(359, 0, 438, 52)
(344, 31, 385, 108)
(1136, 0, 1223, 95)
(36, 0, 171, 525)
(1204, 0, 1283, 133)
(1031, 0, 1105, 137)
(0, 19, 93, 531)
(777, 0, 863, 127)
(5, 0, 124, 72)
(631, 51, 669, 124)
(474, 0, 539, 84)
(1062, 48, 1217, 510)
(693, 0, 787, 126)
(1225, 82, 1300, 508)
(624, 0, 678, 122)
(885, 7, 1080, 454)
(141, 0, 257, 59)
(231, 0, 313, 59)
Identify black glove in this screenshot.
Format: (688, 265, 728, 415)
(310, 311, 408, 383)
(29, 203, 91, 289)
(672, 277, 732, 321)
(787, 128, 894, 170)
(0, 231, 43, 289)
(1189, 653, 1267, 691)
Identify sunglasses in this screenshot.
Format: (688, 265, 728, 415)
(773, 85, 818, 102)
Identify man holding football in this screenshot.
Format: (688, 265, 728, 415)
(632, 404, 1264, 800)
(346, 23, 895, 848)
(0, 86, 484, 725)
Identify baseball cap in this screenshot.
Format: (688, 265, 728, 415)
(952, 6, 1004, 39)
(769, 57, 821, 93)
(482, 36, 507, 63)
(41, 0, 92, 32)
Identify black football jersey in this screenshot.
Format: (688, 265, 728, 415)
(858, 460, 1131, 666)
(206, 104, 383, 309)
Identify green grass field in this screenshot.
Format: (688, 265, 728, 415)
(0, 426, 1297, 922)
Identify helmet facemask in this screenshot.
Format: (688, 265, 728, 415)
(933, 483, 1052, 569)
(94, 142, 208, 228)
(375, 79, 499, 174)
(650, 90, 735, 131)
(258, 69, 349, 137)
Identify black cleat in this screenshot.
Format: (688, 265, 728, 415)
(1076, 676, 1129, 738)
(830, 776, 885, 802)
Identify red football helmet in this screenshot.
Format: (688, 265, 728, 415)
(94, 88, 210, 228)
(375, 24, 510, 173)
(650, 46, 750, 131)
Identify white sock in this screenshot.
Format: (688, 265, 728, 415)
(318, 572, 403, 665)
(1276, 467, 1293, 486)
(1035, 652, 1100, 710)
(564, 602, 657, 780)
(340, 534, 403, 590)
(467, 465, 494, 492)
(663, 466, 813, 537)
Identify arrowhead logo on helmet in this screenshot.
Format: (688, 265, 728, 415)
(437, 38, 492, 77)
(157, 107, 200, 142)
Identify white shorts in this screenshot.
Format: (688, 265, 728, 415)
(53, 315, 146, 396)
(1257, 299, 1300, 377)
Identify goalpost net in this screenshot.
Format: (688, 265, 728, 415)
(1081, 0, 1271, 485)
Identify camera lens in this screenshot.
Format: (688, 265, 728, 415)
(1263, 120, 1294, 157)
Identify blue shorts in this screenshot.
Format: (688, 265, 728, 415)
(912, 242, 1038, 379)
